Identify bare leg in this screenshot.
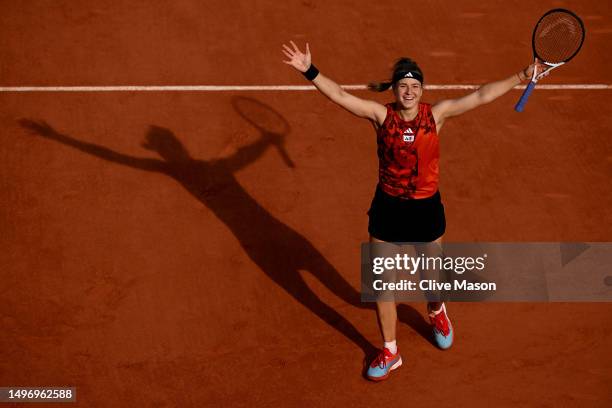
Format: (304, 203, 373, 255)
(370, 235, 398, 343)
(424, 236, 444, 312)
(376, 301, 397, 342)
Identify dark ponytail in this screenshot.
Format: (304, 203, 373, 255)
(368, 57, 424, 92)
(367, 81, 393, 92)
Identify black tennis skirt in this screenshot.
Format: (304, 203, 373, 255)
(368, 185, 446, 243)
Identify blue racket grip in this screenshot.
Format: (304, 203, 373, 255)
(515, 81, 536, 112)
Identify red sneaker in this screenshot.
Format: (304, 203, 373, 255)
(366, 347, 402, 381)
(429, 303, 454, 349)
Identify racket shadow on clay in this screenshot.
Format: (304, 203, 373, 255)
(232, 96, 295, 168)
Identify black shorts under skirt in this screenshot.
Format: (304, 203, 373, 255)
(368, 186, 446, 243)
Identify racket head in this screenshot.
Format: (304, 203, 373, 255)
(532, 8, 585, 64)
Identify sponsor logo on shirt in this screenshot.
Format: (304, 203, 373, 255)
(403, 127, 414, 142)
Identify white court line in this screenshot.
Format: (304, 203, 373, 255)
(0, 84, 610, 92)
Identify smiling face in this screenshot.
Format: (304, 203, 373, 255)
(393, 78, 423, 110)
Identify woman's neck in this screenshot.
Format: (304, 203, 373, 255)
(396, 103, 419, 121)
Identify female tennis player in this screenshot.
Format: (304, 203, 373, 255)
(282, 41, 546, 381)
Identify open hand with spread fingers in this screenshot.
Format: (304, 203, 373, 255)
(19, 119, 59, 139)
(281, 41, 311, 73)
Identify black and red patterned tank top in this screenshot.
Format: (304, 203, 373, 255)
(376, 102, 439, 199)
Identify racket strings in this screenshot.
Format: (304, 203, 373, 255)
(534, 12, 584, 63)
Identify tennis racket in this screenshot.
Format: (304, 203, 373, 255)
(515, 8, 585, 112)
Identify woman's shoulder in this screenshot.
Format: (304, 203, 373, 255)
(419, 102, 435, 120)
(380, 103, 395, 124)
(418, 102, 437, 131)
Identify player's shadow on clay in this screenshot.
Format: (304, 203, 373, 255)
(19, 97, 434, 356)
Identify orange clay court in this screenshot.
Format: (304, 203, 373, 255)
(1, 1, 611, 407)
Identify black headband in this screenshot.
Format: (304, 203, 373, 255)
(392, 70, 424, 85)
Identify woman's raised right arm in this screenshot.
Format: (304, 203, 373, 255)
(282, 41, 386, 125)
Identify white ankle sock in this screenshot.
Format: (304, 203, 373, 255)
(430, 303, 446, 315)
(384, 340, 397, 354)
